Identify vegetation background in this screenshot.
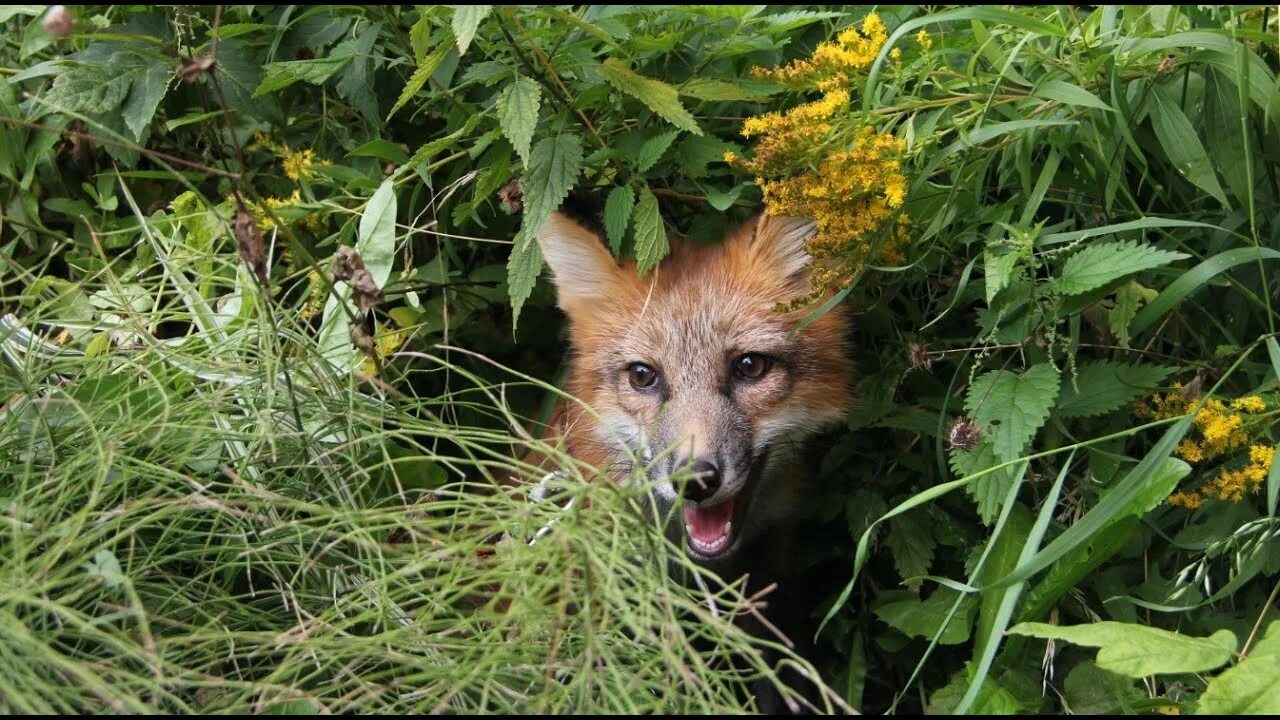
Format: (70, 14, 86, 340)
(1, 3, 1278, 714)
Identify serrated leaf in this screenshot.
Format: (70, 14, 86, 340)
(506, 235, 542, 329)
(496, 76, 541, 168)
(1057, 240, 1188, 296)
(632, 186, 668, 275)
(950, 439, 1015, 524)
(875, 588, 977, 645)
(599, 58, 702, 136)
(254, 43, 356, 96)
(121, 63, 170, 141)
(1056, 362, 1174, 419)
(678, 78, 762, 102)
(1007, 622, 1238, 677)
(965, 364, 1060, 462)
(984, 247, 1021, 304)
(634, 130, 679, 173)
(387, 31, 455, 120)
(1149, 83, 1228, 206)
(604, 185, 634, 256)
(1197, 621, 1280, 714)
(518, 134, 584, 248)
(927, 663, 1030, 715)
(451, 5, 492, 56)
(1063, 662, 1144, 715)
(41, 64, 132, 118)
(885, 512, 935, 591)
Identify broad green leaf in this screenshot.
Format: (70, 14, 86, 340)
(386, 31, 455, 120)
(632, 186, 668, 275)
(599, 58, 702, 136)
(84, 549, 125, 589)
(1148, 83, 1228, 206)
(347, 139, 409, 164)
(678, 78, 764, 102)
(254, 43, 357, 96)
(1197, 621, 1280, 714)
(121, 63, 171, 141)
(884, 511, 935, 591)
(950, 439, 1015, 524)
(1109, 280, 1157, 346)
(0, 6, 42, 23)
(634, 130, 679, 173)
(875, 588, 977, 645)
(518, 134, 584, 249)
(1064, 662, 1144, 715)
(983, 247, 1021, 304)
(1057, 240, 1188, 296)
(40, 64, 132, 117)
(496, 76, 541, 168)
(965, 363, 1060, 462)
(704, 183, 748, 212)
(1035, 79, 1113, 111)
(604, 185, 634, 257)
(451, 5, 492, 56)
(927, 663, 1028, 715)
(1007, 622, 1238, 677)
(1056, 362, 1174, 419)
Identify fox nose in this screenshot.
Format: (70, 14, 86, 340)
(681, 460, 721, 502)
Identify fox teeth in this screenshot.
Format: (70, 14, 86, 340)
(723, 521, 731, 534)
(685, 523, 694, 535)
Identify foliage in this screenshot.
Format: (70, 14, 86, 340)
(2, 3, 1280, 715)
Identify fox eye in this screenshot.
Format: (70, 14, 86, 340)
(734, 353, 773, 380)
(627, 362, 659, 390)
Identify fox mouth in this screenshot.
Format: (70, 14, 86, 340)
(683, 497, 738, 558)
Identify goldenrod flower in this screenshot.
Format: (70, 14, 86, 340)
(916, 29, 933, 51)
(282, 147, 330, 182)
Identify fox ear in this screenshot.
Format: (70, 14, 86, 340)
(749, 213, 817, 291)
(537, 211, 620, 308)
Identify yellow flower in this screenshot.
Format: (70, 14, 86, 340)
(1167, 491, 1203, 510)
(916, 29, 933, 51)
(754, 13, 888, 90)
(1231, 395, 1266, 413)
(282, 147, 330, 182)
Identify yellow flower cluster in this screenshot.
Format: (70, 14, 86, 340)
(282, 147, 330, 182)
(732, 13, 911, 301)
(1136, 385, 1274, 508)
(755, 13, 888, 92)
(356, 323, 407, 378)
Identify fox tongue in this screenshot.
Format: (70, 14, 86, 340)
(683, 498, 734, 544)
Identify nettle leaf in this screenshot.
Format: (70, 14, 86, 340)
(1149, 82, 1228, 206)
(965, 363, 1060, 462)
(40, 63, 132, 118)
(885, 512, 935, 591)
(599, 58, 702, 136)
(387, 30, 455, 120)
(1063, 662, 1144, 715)
(451, 5, 492, 56)
(1056, 240, 1188, 296)
(1197, 620, 1280, 714)
(508, 134, 584, 323)
(496, 76, 541, 168)
(604, 185, 635, 256)
(634, 130, 679, 174)
(984, 246, 1021, 304)
(254, 42, 357, 96)
(875, 588, 977, 645)
(678, 78, 763, 102)
(950, 439, 1015, 524)
(1007, 622, 1238, 678)
(1056, 362, 1174, 419)
(632, 186, 668, 275)
(121, 63, 171, 141)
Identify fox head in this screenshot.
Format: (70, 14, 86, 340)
(537, 210, 851, 564)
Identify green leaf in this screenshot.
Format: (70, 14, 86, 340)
(1129, 246, 1280, 336)
(884, 512, 935, 591)
(1057, 240, 1188, 296)
(41, 63, 132, 117)
(927, 663, 1028, 715)
(1007, 622, 1238, 677)
(347, 139, 410, 165)
(704, 183, 748, 212)
(875, 588, 977, 645)
(984, 247, 1021, 304)
(121, 63, 170, 141)
(634, 130, 679, 174)
(506, 235, 542, 330)
(1056, 362, 1174, 419)
(1197, 621, 1280, 714)
(677, 78, 765, 102)
(84, 549, 125, 589)
(1035, 79, 1114, 111)
(950, 440, 1015, 524)
(1109, 280, 1157, 346)
(965, 363, 1060, 462)
(1148, 83, 1228, 206)
(632, 186, 668, 276)
(319, 179, 397, 372)
(518, 133, 584, 249)
(599, 58, 702, 136)
(386, 31, 455, 120)
(254, 43, 357, 96)
(604, 185, 634, 257)
(451, 5, 492, 56)
(496, 76, 541, 168)
(1063, 662, 1144, 715)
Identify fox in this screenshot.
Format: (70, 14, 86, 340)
(532, 207, 853, 708)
